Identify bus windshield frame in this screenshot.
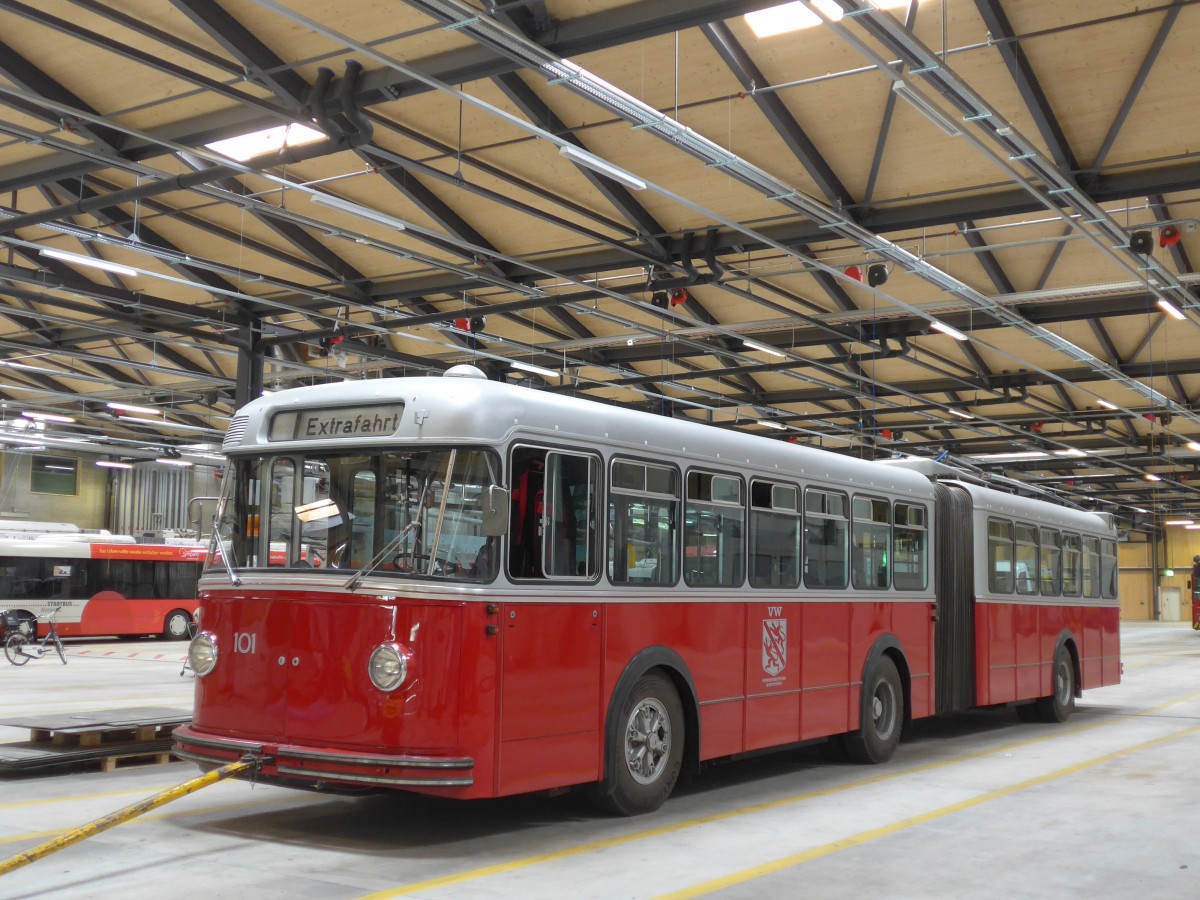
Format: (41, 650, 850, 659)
(209, 446, 501, 581)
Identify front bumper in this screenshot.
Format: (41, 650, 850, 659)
(173, 724, 474, 789)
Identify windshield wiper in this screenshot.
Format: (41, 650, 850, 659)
(211, 514, 241, 587)
(343, 518, 421, 592)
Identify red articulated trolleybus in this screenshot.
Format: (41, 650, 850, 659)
(0, 525, 205, 640)
(174, 365, 1121, 814)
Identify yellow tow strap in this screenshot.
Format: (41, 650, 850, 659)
(0, 757, 258, 876)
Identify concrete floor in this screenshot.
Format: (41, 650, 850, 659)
(1, 622, 1198, 899)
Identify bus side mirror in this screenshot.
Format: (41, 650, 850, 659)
(482, 486, 510, 536)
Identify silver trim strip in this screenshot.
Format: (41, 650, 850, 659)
(173, 729, 264, 754)
(279, 747, 473, 769)
(275, 765, 473, 787)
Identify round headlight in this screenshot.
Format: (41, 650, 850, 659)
(188, 631, 218, 676)
(368, 643, 409, 692)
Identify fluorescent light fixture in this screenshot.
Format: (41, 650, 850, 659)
(971, 450, 1050, 461)
(929, 320, 969, 341)
(106, 402, 161, 415)
(310, 192, 409, 231)
(1132, 507, 1149, 514)
(1187, 441, 1200, 452)
(948, 408, 974, 420)
(749, 0, 915, 37)
(95, 460, 134, 469)
(1053, 448, 1087, 457)
(1187, 524, 1200, 530)
(206, 122, 324, 162)
(40, 247, 137, 277)
(1157, 298, 1187, 321)
(1097, 399, 1118, 410)
(744, 0, 851, 37)
(743, 339, 785, 357)
(558, 144, 647, 191)
(511, 360, 560, 379)
(21, 411, 74, 423)
(155, 457, 193, 467)
(892, 81, 962, 137)
(1165, 519, 1194, 526)
(1145, 473, 1162, 482)
(760, 419, 787, 430)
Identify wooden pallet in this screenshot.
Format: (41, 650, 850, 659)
(0, 706, 191, 774)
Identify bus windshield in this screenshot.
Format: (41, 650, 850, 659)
(209, 446, 500, 580)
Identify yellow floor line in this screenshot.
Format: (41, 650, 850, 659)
(357, 688, 1200, 899)
(653, 722, 1200, 899)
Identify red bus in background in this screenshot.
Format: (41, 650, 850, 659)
(0, 530, 204, 639)
(176, 366, 1120, 815)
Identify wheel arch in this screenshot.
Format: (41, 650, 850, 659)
(861, 634, 912, 731)
(602, 646, 701, 782)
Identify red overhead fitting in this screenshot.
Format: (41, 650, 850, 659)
(1160, 225, 1181, 247)
(669, 288, 687, 306)
(844, 265, 862, 282)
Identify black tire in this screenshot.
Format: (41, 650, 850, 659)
(5, 634, 30, 665)
(53, 637, 66, 665)
(844, 655, 903, 764)
(161, 609, 193, 641)
(588, 672, 684, 816)
(1037, 646, 1076, 723)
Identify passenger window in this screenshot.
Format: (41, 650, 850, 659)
(852, 496, 890, 590)
(1100, 539, 1118, 599)
(608, 460, 679, 585)
(804, 489, 848, 589)
(893, 503, 927, 590)
(544, 451, 600, 579)
(1082, 536, 1101, 598)
(684, 472, 744, 587)
(1039, 528, 1062, 596)
(1014, 523, 1039, 595)
(1061, 533, 1081, 597)
(750, 481, 800, 589)
(988, 518, 1014, 594)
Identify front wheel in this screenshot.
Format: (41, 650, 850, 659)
(588, 672, 684, 816)
(161, 609, 193, 641)
(53, 637, 66, 665)
(1037, 646, 1076, 723)
(844, 655, 903, 764)
(5, 634, 30, 665)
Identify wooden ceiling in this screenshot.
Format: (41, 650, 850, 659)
(2, 0, 1200, 532)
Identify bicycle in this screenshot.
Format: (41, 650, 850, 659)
(4, 610, 67, 665)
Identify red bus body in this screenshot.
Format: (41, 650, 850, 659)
(0, 535, 205, 639)
(175, 370, 1120, 809)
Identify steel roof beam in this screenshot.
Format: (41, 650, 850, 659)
(701, 22, 854, 209)
(972, 0, 1079, 175)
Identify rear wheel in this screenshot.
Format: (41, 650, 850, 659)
(1037, 646, 1076, 723)
(845, 656, 903, 764)
(161, 609, 193, 641)
(5, 634, 29, 665)
(589, 672, 684, 816)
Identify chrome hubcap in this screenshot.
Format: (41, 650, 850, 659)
(625, 698, 671, 785)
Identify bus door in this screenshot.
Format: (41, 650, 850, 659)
(500, 447, 603, 794)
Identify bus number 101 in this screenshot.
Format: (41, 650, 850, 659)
(232, 632, 257, 655)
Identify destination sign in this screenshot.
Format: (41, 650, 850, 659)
(269, 403, 405, 441)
